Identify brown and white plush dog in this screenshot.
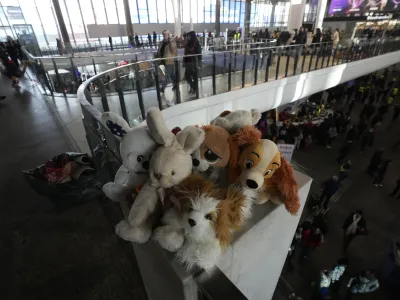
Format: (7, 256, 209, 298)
(153, 174, 255, 270)
(233, 128, 300, 215)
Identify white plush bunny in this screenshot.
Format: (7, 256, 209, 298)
(116, 107, 205, 243)
(101, 112, 157, 202)
(210, 108, 262, 134)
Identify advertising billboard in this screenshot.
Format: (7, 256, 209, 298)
(329, 0, 400, 15)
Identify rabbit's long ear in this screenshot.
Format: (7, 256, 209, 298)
(101, 112, 130, 139)
(175, 126, 205, 154)
(251, 109, 262, 125)
(146, 107, 175, 146)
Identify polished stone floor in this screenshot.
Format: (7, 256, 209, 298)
(0, 74, 147, 300)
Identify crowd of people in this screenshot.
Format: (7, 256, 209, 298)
(0, 38, 26, 88)
(266, 68, 400, 299)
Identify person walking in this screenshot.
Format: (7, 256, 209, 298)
(147, 33, 152, 48)
(299, 227, 324, 262)
(342, 210, 367, 253)
(320, 176, 340, 209)
(157, 30, 178, 94)
(134, 33, 140, 47)
(333, 28, 340, 48)
(339, 160, 351, 183)
(56, 38, 64, 55)
(360, 128, 374, 153)
(389, 178, 400, 198)
(337, 141, 352, 164)
(367, 148, 384, 176)
(6, 41, 19, 66)
(373, 159, 392, 187)
(312, 28, 322, 44)
(329, 258, 349, 292)
(153, 31, 157, 47)
(345, 270, 379, 300)
(183, 31, 201, 94)
(108, 35, 113, 51)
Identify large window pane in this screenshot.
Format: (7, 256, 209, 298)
(137, 0, 149, 23)
(116, 0, 126, 24)
(198, 0, 204, 23)
(93, 0, 108, 24)
(104, 0, 119, 24)
(166, 0, 174, 23)
(191, 0, 198, 23)
(148, 0, 158, 23)
(63, 0, 86, 44)
(181, 0, 190, 23)
(36, 0, 60, 46)
(157, 0, 166, 23)
(129, 0, 139, 23)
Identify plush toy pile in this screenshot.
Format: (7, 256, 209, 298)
(102, 107, 301, 271)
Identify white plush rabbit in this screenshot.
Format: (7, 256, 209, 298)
(101, 112, 157, 202)
(116, 107, 205, 243)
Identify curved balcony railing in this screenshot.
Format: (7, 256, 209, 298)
(23, 39, 278, 96)
(76, 39, 400, 127)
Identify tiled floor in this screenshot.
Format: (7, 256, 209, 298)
(0, 74, 147, 300)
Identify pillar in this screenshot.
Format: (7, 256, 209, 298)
(314, 0, 327, 31)
(51, 0, 72, 52)
(270, 2, 276, 28)
(215, 0, 221, 37)
(123, 0, 134, 45)
(171, 0, 181, 37)
(287, 0, 307, 31)
(244, 0, 251, 40)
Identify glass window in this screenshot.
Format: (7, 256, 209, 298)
(137, 0, 149, 24)
(129, 0, 139, 23)
(165, 0, 173, 23)
(274, 1, 290, 27)
(92, 0, 108, 24)
(147, 0, 158, 23)
(250, 0, 273, 27)
(62, 0, 87, 44)
(116, 0, 126, 24)
(239, 2, 245, 27)
(104, 0, 119, 24)
(228, 0, 235, 23)
(210, 0, 216, 22)
(157, 0, 166, 23)
(198, 0, 204, 23)
(181, 0, 190, 23)
(204, 0, 211, 23)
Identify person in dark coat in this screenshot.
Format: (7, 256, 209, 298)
(337, 141, 352, 164)
(320, 176, 340, 209)
(360, 128, 374, 152)
(183, 31, 201, 94)
(6, 41, 19, 66)
(342, 210, 367, 253)
(278, 30, 291, 46)
(108, 35, 113, 51)
(392, 104, 400, 123)
(153, 31, 157, 46)
(367, 148, 384, 176)
(147, 33, 152, 47)
(390, 178, 400, 198)
(373, 159, 392, 187)
(312, 28, 321, 44)
(346, 125, 356, 142)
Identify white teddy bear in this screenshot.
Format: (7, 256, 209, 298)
(115, 107, 205, 243)
(101, 112, 158, 203)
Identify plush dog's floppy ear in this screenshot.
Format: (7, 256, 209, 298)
(216, 187, 247, 248)
(147, 107, 175, 146)
(227, 137, 240, 184)
(232, 126, 262, 147)
(271, 154, 300, 215)
(175, 126, 205, 154)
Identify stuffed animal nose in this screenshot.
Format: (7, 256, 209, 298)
(154, 173, 161, 180)
(142, 161, 149, 170)
(188, 218, 196, 227)
(192, 158, 200, 167)
(246, 179, 258, 189)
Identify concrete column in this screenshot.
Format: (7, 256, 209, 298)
(270, 2, 276, 28)
(51, 0, 72, 52)
(215, 0, 221, 37)
(123, 0, 134, 45)
(314, 0, 327, 31)
(171, 0, 181, 37)
(287, 0, 307, 31)
(244, 0, 251, 40)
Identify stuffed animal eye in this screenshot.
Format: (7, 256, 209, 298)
(171, 171, 175, 176)
(245, 160, 254, 169)
(204, 149, 220, 164)
(205, 213, 212, 220)
(137, 155, 144, 162)
(264, 169, 273, 176)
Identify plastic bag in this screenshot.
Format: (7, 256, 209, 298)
(23, 152, 101, 212)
